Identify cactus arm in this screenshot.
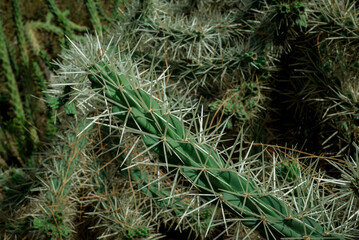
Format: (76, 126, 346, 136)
(87, 61, 346, 239)
(31, 120, 93, 239)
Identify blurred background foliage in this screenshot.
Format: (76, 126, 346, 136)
(0, 0, 125, 167)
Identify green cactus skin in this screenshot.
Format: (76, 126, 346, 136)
(86, 61, 346, 239)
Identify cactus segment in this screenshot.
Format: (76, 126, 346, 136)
(86, 61, 346, 239)
(31, 120, 93, 238)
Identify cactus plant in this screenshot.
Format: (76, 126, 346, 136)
(12, 0, 39, 150)
(51, 28, 358, 236)
(30, 120, 94, 239)
(1, 0, 359, 239)
(43, 0, 358, 237)
(82, 57, 346, 239)
(44, 0, 88, 47)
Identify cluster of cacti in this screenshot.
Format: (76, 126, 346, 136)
(1, 0, 359, 239)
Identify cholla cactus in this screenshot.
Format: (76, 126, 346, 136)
(29, 120, 95, 239)
(47, 26, 359, 238)
(39, 0, 359, 239)
(258, 0, 359, 154)
(2, 0, 359, 239)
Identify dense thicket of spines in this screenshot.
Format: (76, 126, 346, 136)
(83, 154, 164, 239)
(43, 0, 357, 238)
(261, 0, 359, 155)
(117, 0, 272, 142)
(51, 29, 358, 238)
(30, 120, 94, 239)
(117, 148, 216, 238)
(308, 0, 359, 155)
(131, 2, 267, 87)
(45, 29, 355, 238)
(0, 168, 34, 236)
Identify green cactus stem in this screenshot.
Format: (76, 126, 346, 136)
(86, 61, 346, 239)
(32, 120, 93, 238)
(120, 154, 214, 237)
(12, 0, 29, 65)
